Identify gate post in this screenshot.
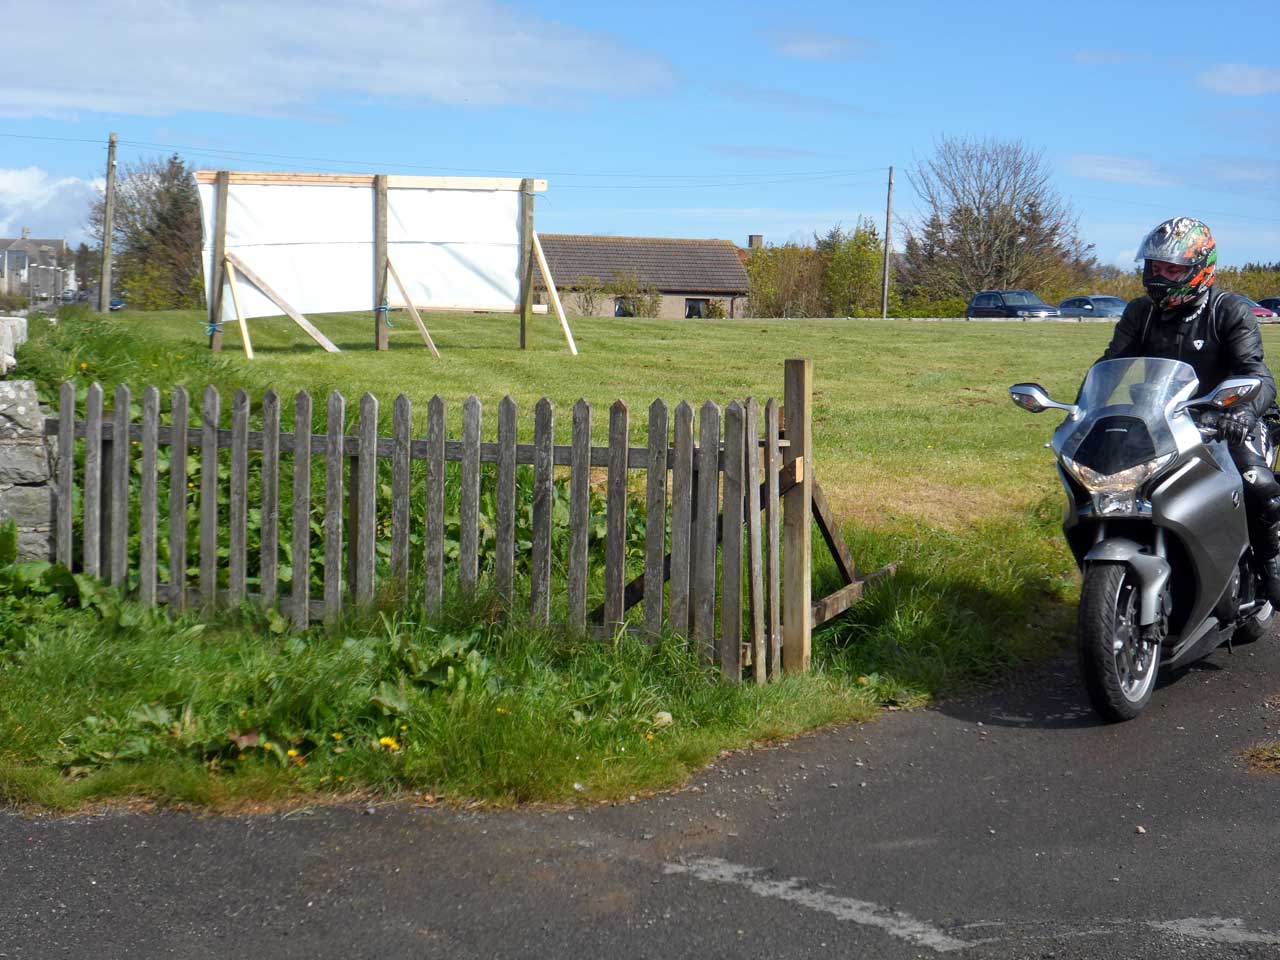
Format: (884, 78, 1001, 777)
(782, 358, 812, 672)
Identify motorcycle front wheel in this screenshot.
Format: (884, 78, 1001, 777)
(1078, 562, 1160, 722)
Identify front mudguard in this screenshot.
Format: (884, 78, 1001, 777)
(1083, 537, 1171, 627)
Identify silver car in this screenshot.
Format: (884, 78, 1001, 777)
(1059, 295, 1127, 319)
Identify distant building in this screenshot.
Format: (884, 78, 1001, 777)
(0, 228, 71, 301)
(536, 234, 751, 319)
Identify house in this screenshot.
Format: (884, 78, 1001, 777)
(536, 234, 750, 318)
(0, 229, 71, 301)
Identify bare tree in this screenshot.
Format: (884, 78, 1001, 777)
(900, 137, 1093, 302)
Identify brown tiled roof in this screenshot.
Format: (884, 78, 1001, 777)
(538, 234, 749, 294)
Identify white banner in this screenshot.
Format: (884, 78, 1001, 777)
(199, 179, 523, 323)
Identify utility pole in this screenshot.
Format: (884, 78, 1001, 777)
(880, 165, 893, 319)
(97, 132, 118, 314)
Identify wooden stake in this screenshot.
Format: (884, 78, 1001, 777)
(782, 359, 813, 673)
(374, 174, 390, 352)
(209, 170, 228, 350)
(386, 257, 441, 358)
(223, 251, 340, 353)
(518, 177, 534, 348)
(223, 257, 254, 360)
(532, 231, 578, 355)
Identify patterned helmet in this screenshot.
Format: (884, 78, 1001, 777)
(1136, 217, 1217, 310)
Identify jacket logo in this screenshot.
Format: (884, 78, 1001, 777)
(1193, 339, 1205, 350)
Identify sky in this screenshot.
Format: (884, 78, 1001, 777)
(1, 0, 1277, 269)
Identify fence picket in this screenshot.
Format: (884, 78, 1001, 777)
(356, 393, 378, 607)
(765, 398, 782, 679)
(643, 399, 668, 636)
(109, 385, 131, 588)
(496, 397, 517, 606)
(720, 401, 744, 681)
(531, 398, 554, 624)
(392, 395, 412, 586)
(261, 389, 280, 608)
(139, 386, 160, 607)
(169, 387, 189, 610)
(745, 399, 766, 685)
(459, 396, 482, 597)
(568, 400, 591, 629)
(668, 401, 694, 637)
(56, 382, 74, 566)
(83, 384, 103, 578)
(292, 391, 312, 628)
(200, 386, 220, 611)
(692, 401, 720, 661)
(425, 396, 445, 615)
(324, 391, 346, 622)
(604, 400, 629, 629)
(229, 390, 249, 603)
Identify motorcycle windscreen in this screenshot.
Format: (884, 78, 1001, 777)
(1057, 357, 1198, 470)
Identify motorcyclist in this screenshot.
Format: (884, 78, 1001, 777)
(1098, 216, 1280, 606)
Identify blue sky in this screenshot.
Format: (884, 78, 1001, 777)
(1, 0, 1277, 268)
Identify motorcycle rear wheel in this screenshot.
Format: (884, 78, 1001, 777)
(1078, 563, 1160, 722)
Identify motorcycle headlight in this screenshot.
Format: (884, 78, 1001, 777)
(1062, 454, 1173, 494)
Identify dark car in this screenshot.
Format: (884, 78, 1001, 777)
(1259, 297, 1280, 314)
(109, 296, 126, 311)
(1059, 294, 1127, 319)
(965, 290, 1060, 319)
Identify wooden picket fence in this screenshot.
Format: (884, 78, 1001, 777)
(44, 359, 882, 681)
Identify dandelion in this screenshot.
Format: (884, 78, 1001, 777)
(379, 736, 401, 751)
(646, 733, 654, 741)
(287, 749, 299, 758)
(79, 362, 88, 370)
(399, 724, 408, 731)
(331, 732, 343, 741)
(261, 741, 274, 751)
(495, 707, 509, 715)
(337, 775, 345, 782)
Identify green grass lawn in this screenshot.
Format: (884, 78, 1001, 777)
(13, 306, 1252, 810)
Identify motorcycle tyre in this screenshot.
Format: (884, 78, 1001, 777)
(1233, 601, 1275, 646)
(1078, 562, 1159, 723)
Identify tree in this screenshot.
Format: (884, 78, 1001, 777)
(89, 153, 204, 310)
(73, 242, 94, 291)
(821, 218, 884, 316)
(899, 137, 1094, 305)
(745, 243, 826, 318)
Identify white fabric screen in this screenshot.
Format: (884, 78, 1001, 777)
(199, 180, 523, 323)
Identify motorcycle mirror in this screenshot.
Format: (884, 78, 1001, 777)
(1009, 383, 1078, 417)
(1176, 377, 1263, 414)
(1210, 377, 1262, 409)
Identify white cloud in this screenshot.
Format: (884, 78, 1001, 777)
(770, 30, 872, 61)
(0, 0, 675, 119)
(0, 168, 100, 243)
(1197, 65, 1280, 96)
(1062, 153, 1179, 188)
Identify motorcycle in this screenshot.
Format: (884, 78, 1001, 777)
(1010, 357, 1276, 722)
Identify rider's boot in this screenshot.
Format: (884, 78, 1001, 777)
(1241, 466, 1280, 607)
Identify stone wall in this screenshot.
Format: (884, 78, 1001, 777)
(0, 380, 56, 561)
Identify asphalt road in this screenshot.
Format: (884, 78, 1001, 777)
(5, 638, 1280, 959)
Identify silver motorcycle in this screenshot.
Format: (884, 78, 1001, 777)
(1010, 357, 1276, 722)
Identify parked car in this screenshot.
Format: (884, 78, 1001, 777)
(1243, 297, 1277, 319)
(1258, 297, 1280, 314)
(109, 296, 126, 311)
(966, 290, 1060, 319)
(1058, 294, 1127, 319)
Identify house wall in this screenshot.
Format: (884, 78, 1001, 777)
(552, 289, 746, 319)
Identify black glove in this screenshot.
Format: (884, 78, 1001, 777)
(1219, 407, 1257, 445)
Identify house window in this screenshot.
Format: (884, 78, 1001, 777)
(684, 298, 709, 319)
(614, 297, 636, 318)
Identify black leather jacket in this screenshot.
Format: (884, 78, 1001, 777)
(1099, 287, 1277, 418)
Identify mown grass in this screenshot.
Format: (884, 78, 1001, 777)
(0, 306, 1166, 809)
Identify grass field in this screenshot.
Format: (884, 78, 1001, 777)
(13, 305, 1254, 809)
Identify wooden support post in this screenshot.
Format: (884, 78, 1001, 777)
(531, 231, 578, 355)
(224, 251, 341, 353)
(209, 170, 229, 351)
(374, 174, 390, 352)
(782, 359, 813, 673)
(224, 257, 254, 360)
(386, 258, 441, 357)
(518, 177, 534, 349)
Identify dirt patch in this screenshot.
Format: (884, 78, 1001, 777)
(1242, 742, 1280, 773)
